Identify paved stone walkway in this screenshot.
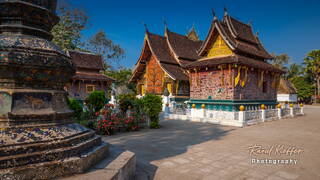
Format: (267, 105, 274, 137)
(103, 106, 320, 180)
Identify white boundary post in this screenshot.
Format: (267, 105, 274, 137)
(191, 104, 196, 118)
(200, 104, 206, 118)
(300, 104, 304, 115)
(277, 104, 282, 119)
(290, 104, 294, 117)
(261, 104, 266, 122)
(239, 105, 245, 127)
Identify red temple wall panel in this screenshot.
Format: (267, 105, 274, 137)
(145, 55, 165, 94)
(190, 68, 235, 100)
(190, 68, 278, 101)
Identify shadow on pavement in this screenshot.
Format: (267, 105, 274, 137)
(102, 119, 236, 179)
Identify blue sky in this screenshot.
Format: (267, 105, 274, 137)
(62, 0, 320, 69)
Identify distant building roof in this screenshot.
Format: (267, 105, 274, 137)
(68, 50, 114, 82)
(69, 50, 104, 70)
(73, 72, 115, 82)
(278, 78, 297, 94)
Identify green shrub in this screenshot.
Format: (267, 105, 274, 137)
(150, 121, 160, 129)
(117, 94, 136, 112)
(141, 94, 162, 128)
(133, 98, 144, 114)
(67, 98, 83, 120)
(86, 91, 106, 112)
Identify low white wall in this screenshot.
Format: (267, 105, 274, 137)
(162, 106, 304, 127)
(277, 94, 298, 102)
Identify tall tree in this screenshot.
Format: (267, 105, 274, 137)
(304, 50, 320, 100)
(85, 30, 125, 69)
(271, 53, 290, 71)
(287, 63, 303, 80)
(291, 76, 314, 103)
(51, 6, 88, 51)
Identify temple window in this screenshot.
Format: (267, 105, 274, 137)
(86, 85, 95, 93)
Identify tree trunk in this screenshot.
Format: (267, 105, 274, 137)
(317, 77, 320, 103)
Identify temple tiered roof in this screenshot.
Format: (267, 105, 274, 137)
(131, 11, 283, 83)
(165, 29, 202, 62)
(197, 13, 273, 60)
(130, 29, 200, 82)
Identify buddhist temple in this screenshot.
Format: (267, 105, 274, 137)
(129, 27, 202, 101)
(131, 10, 283, 111)
(66, 51, 115, 100)
(185, 11, 284, 111)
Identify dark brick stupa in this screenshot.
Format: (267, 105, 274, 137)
(0, 0, 108, 179)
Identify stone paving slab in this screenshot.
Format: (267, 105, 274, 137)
(103, 106, 320, 180)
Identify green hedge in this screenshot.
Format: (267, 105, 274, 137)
(141, 94, 162, 128)
(67, 98, 82, 120)
(117, 94, 162, 128)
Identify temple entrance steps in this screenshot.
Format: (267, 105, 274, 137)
(61, 145, 136, 180)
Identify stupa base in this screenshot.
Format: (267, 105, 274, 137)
(0, 141, 109, 180)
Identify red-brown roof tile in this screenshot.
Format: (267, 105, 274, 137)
(146, 32, 179, 65)
(166, 29, 202, 61)
(73, 72, 115, 82)
(69, 50, 104, 70)
(160, 63, 189, 81)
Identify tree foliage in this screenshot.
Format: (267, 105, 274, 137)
(287, 63, 303, 80)
(52, 7, 88, 51)
(85, 30, 125, 69)
(304, 50, 320, 97)
(271, 53, 290, 71)
(291, 76, 314, 102)
(105, 67, 135, 93)
(51, 6, 125, 70)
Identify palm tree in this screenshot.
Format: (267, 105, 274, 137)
(287, 63, 303, 80)
(304, 50, 320, 103)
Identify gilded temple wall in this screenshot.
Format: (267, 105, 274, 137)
(234, 70, 277, 100)
(190, 67, 278, 101)
(190, 68, 235, 100)
(207, 35, 233, 58)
